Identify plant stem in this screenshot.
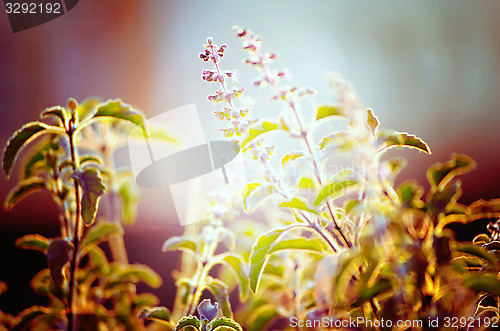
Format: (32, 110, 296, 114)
(67, 131, 81, 331)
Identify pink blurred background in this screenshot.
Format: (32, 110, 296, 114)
(1, 0, 500, 314)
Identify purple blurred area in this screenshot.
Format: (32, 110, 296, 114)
(1, 0, 500, 314)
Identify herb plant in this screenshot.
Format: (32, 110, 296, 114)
(3, 27, 500, 331)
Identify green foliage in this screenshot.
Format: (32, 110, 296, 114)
(15, 234, 49, 253)
(88, 99, 147, 132)
(70, 168, 106, 225)
(315, 104, 343, 120)
(46, 238, 73, 286)
(2, 98, 160, 330)
(4, 27, 500, 331)
(3, 122, 64, 179)
(240, 121, 279, 148)
(4, 177, 46, 210)
(80, 222, 123, 251)
(377, 130, 431, 154)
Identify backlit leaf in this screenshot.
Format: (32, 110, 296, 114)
(11, 306, 48, 331)
(427, 154, 475, 190)
(47, 238, 73, 286)
(377, 130, 431, 155)
(316, 104, 343, 120)
(241, 121, 278, 148)
(318, 130, 351, 150)
(280, 197, 318, 214)
(114, 264, 162, 288)
(314, 179, 357, 206)
(463, 273, 500, 295)
(242, 183, 276, 213)
(467, 198, 500, 221)
(281, 152, 303, 166)
(175, 315, 201, 331)
(117, 177, 140, 226)
(140, 306, 171, 323)
(352, 278, 392, 307)
(366, 108, 379, 136)
(41, 106, 68, 128)
(3, 122, 63, 179)
(269, 238, 326, 255)
(71, 168, 106, 225)
(15, 234, 49, 253)
(298, 177, 315, 189)
(204, 279, 232, 318)
(222, 254, 250, 301)
(209, 317, 243, 331)
(246, 305, 278, 331)
(4, 177, 46, 210)
(81, 222, 123, 252)
(91, 99, 147, 131)
(454, 243, 499, 268)
(249, 228, 285, 293)
(162, 236, 197, 254)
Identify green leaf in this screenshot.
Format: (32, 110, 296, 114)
(316, 104, 343, 120)
(366, 108, 379, 136)
(318, 130, 351, 150)
(463, 273, 500, 295)
(246, 305, 278, 331)
(249, 228, 285, 293)
(208, 317, 243, 331)
(473, 234, 491, 245)
(3, 122, 63, 179)
(242, 183, 276, 213)
(377, 130, 431, 155)
(454, 243, 499, 268)
(71, 168, 106, 225)
(204, 278, 232, 318)
(15, 234, 49, 253)
(280, 197, 318, 214)
(314, 179, 357, 206)
(117, 264, 162, 288)
(222, 254, 250, 301)
(281, 152, 304, 166)
(427, 154, 475, 190)
(91, 99, 147, 131)
(298, 177, 315, 189)
(41, 106, 68, 128)
(140, 306, 171, 323)
(397, 181, 424, 210)
(77, 98, 101, 123)
(4, 177, 46, 210)
(468, 199, 500, 222)
(117, 178, 140, 226)
(79, 155, 103, 166)
(86, 245, 109, 273)
(352, 278, 392, 307)
(47, 238, 73, 286)
(11, 306, 48, 331)
(175, 316, 201, 331)
(81, 222, 123, 252)
(162, 236, 197, 254)
(428, 181, 462, 215)
(269, 238, 327, 256)
(134, 293, 160, 310)
(241, 121, 278, 148)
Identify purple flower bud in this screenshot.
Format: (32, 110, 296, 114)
(197, 299, 219, 321)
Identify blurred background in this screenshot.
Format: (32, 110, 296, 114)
(1, 0, 499, 314)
